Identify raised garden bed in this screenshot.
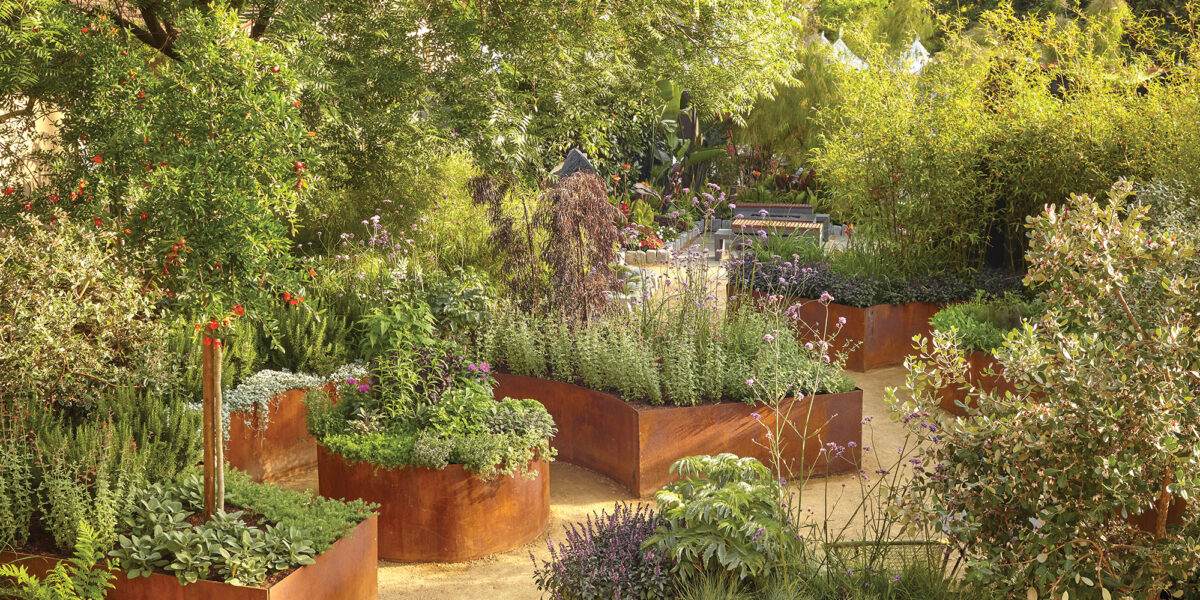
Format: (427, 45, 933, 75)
(227, 384, 337, 483)
(316, 447, 549, 562)
(0, 515, 378, 600)
(731, 287, 940, 372)
(936, 351, 1016, 416)
(492, 373, 862, 497)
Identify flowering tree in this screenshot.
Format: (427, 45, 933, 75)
(893, 181, 1200, 598)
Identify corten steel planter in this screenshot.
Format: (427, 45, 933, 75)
(316, 446, 550, 563)
(729, 287, 940, 372)
(227, 384, 337, 483)
(493, 373, 863, 498)
(936, 351, 1017, 416)
(0, 515, 378, 600)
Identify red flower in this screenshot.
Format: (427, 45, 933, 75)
(2, 187, 12, 195)
(138, 91, 145, 98)
(139, 212, 148, 220)
(308, 268, 317, 277)
(283, 291, 292, 302)
(23, 203, 31, 211)
(288, 298, 299, 306)
(233, 305, 245, 316)
(50, 195, 59, 203)
(620, 203, 630, 215)
(203, 336, 213, 347)
(81, 27, 88, 33)
(293, 101, 301, 107)
(93, 217, 102, 227)
(208, 318, 220, 330)
(92, 155, 103, 164)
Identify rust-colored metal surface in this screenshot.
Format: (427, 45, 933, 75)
(730, 287, 939, 372)
(936, 351, 1017, 416)
(0, 516, 378, 600)
(317, 447, 549, 562)
(494, 373, 863, 498)
(268, 515, 378, 600)
(636, 391, 862, 496)
(493, 374, 641, 492)
(227, 384, 337, 483)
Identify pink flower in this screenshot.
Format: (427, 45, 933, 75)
(819, 291, 834, 304)
(357, 384, 371, 393)
(837, 316, 847, 326)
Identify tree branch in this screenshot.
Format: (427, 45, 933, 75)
(0, 98, 34, 124)
(249, 0, 278, 39)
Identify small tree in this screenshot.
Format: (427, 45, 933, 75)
(537, 173, 619, 321)
(892, 181, 1200, 599)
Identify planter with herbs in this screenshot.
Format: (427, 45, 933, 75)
(306, 344, 556, 562)
(0, 472, 379, 600)
(224, 366, 364, 483)
(729, 256, 1023, 371)
(477, 306, 862, 497)
(928, 296, 1035, 416)
(492, 373, 861, 497)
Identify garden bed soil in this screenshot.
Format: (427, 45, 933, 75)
(316, 447, 549, 563)
(936, 351, 1017, 416)
(0, 515, 379, 600)
(227, 384, 337, 483)
(492, 373, 862, 498)
(729, 287, 941, 372)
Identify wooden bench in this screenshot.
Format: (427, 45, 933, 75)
(714, 203, 832, 259)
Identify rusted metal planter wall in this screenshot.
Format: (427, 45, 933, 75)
(227, 384, 336, 483)
(729, 287, 940, 372)
(316, 447, 549, 563)
(936, 351, 1017, 416)
(0, 516, 378, 600)
(493, 373, 863, 498)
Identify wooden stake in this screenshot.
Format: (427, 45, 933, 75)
(202, 341, 216, 519)
(201, 340, 226, 519)
(213, 342, 224, 512)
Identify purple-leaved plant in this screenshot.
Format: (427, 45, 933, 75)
(531, 503, 673, 600)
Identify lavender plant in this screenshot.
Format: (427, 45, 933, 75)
(531, 503, 674, 600)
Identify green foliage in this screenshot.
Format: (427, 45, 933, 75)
(308, 329, 557, 479)
(0, 523, 115, 600)
(0, 401, 38, 549)
(110, 472, 372, 587)
(815, 6, 1200, 272)
(477, 303, 852, 407)
(261, 300, 350, 378)
(892, 183, 1200, 598)
(38, 417, 148, 552)
(423, 267, 494, 338)
(929, 294, 1040, 352)
(648, 455, 787, 582)
(357, 299, 436, 361)
(1, 4, 316, 311)
(0, 214, 179, 407)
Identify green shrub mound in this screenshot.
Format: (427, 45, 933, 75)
(307, 339, 556, 480)
(929, 294, 1040, 353)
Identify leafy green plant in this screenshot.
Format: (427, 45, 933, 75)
(929, 294, 1039, 353)
(0, 523, 115, 600)
(110, 471, 371, 586)
(891, 182, 1200, 598)
(0, 214, 179, 407)
(357, 300, 436, 361)
(648, 454, 787, 582)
